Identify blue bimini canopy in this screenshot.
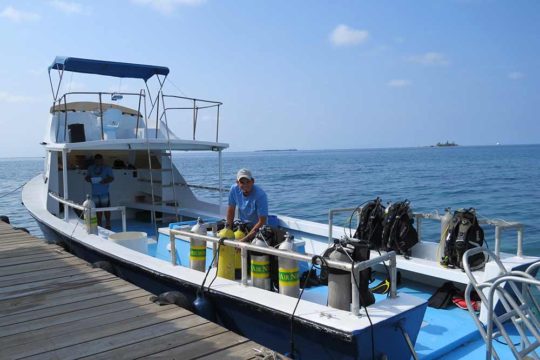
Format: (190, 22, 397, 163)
(49, 56, 169, 81)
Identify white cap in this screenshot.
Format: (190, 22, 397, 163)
(236, 168, 253, 181)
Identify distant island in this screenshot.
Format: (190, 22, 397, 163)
(433, 141, 458, 147)
(255, 149, 298, 152)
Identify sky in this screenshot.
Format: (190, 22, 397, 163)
(0, 0, 538, 157)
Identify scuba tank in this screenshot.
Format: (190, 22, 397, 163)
(327, 238, 375, 311)
(327, 242, 353, 311)
(278, 232, 299, 298)
(441, 208, 453, 238)
(251, 226, 272, 290)
(189, 218, 207, 272)
(437, 208, 452, 263)
(233, 221, 247, 279)
(83, 195, 97, 234)
(217, 227, 235, 280)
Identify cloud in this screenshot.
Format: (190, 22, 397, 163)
(407, 52, 450, 66)
(0, 91, 36, 103)
(49, 1, 83, 14)
(387, 79, 411, 88)
(131, 0, 205, 14)
(0, 6, 40, 22)
(508, 71, 524, 80)
(329, 25, 369, 47)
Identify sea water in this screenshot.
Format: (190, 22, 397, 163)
(2, 144, 539, 256)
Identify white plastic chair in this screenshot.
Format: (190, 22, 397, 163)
(463, 247, 540, 359)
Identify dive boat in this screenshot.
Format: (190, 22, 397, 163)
(22, 57, 539, 359)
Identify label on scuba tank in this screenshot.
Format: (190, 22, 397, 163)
(278, 267, 299, 286)
(189, 245, 206, 261)
(251, 260, 270, 279)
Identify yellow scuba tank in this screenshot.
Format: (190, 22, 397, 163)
(217, 227, 235, 280)
(233, 224, 246, 279)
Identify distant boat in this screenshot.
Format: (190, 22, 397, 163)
(436, 141, 458, 147)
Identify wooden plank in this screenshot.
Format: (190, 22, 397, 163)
(0, 272, 117, 301)
(0, 228, 32, 236)
(0, 238, 43, 247)
(0, 293, 157, 348)
(0, 264, 103, 289)
(0, 245, 64, 259)
(0, 291, 162, 338)
(199, 341, 282, 359)
(82, 322, 228, 360)
(0, 270, 115, 302)
(0, 302, 190, 358)
(14, 308, 199, 360)
(140, 331, 250, 359)
(0, 256, 89, 277)
(0, 278, 136, 316)
(0, 287, 147, 327)
(0, 251, 73, 267)
(0, 241, 58, 252)
(0, 233, 38, 242)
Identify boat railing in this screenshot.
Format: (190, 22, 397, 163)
(48, 192, 127, 232)
(161, 94, 222, 143)
(327, 206, 525, 258)
(52, 91, 146, 141)
(327, 207, 362, 245)
(169, 228, 398, 317)
(415, 212, 524, 258)
(463, 247, 540, 359)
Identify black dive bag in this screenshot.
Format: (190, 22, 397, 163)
(353, 198, 385, 250)
(381, 201, 419, 256)
(442, 209, 485, 270)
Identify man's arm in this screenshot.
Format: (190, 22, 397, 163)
(101, 167, 114, 184)
(226, 205, 235, 230)
(242, 215, 267, 242)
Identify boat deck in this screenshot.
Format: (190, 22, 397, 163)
(0, 221, 282, 359)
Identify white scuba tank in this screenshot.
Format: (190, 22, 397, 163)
(82, 195, 97, 235)
(190, 218, 207, 272)
(327, 245, 353, 311)
(278, 233, 299, 298)
(251, 232, 271, 290)
(437, 208, 453, 262)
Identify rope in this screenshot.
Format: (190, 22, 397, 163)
(0, 181, 27, 198)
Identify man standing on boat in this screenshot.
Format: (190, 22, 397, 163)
(226, 168, 268, 242)
(85, 154, 114, 229)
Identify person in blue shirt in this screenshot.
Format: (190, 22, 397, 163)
(85, 154, 114, 229)
(226, 168, 268, 242)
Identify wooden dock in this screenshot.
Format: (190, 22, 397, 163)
(0, 221, 281, 359)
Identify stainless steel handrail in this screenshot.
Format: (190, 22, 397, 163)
(48, 192, 127, 232)
(52, 91, 146, 142)
(328, 207, 361, 245)
(161, 94, 222, 142)
(169, 228, 398, 316)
